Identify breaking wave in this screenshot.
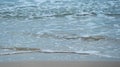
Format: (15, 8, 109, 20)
(0, 0, 120, 19)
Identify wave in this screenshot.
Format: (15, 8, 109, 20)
(13, 31, 106, 41)
(0, 47, 96, 56)
(0, 0, 120, 19)
(0, 47, 117, 58)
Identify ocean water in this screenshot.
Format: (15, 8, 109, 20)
(0, 0, 120, 62)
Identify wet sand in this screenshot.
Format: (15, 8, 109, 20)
(0, 61, 120, 67)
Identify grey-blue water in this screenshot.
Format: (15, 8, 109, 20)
(0, 0, 120, 62)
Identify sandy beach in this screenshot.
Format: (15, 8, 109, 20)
(0, 61, 120, 67)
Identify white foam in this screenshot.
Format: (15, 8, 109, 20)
(34, 0, 47, 3)
(114, 24, 120, 28)
(75, 50, 99, 54)
(81, 35, 90, 37)
(95, 53, 114, 58)
(42, 49, 54, 52)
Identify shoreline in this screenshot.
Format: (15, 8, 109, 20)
(0, 61, 120, 67)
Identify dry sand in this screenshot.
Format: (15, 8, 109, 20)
(0, 61, 120, 67)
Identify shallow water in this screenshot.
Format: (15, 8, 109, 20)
(0, 0, 120, 62)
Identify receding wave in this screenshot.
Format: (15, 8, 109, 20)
(0, 47, 94, 55)
(0, 47, 117, 58)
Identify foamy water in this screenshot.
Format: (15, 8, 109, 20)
(0, 0, 120, 61)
